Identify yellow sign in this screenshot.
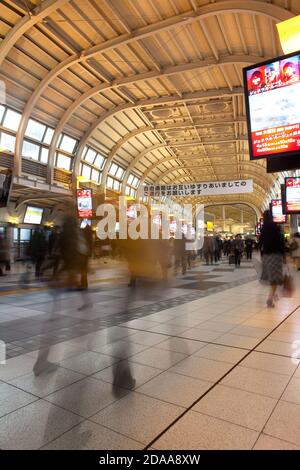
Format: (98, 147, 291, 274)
(276, 16, 300, 54)
(206, 221, 214, 231)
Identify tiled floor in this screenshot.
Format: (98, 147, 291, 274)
(1, 256, 300, 449)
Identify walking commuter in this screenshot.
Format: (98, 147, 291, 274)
(232, 234, 244, 267)
(245, 237, 253, 260)
(260, 210, 285, 308)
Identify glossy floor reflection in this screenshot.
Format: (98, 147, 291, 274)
(1, 258, 300, 449)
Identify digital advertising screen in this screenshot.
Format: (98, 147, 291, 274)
(77, 189, 93, 218)
(126, 205, 137, 221)
(243, 51, 300, 160)
(285, 177, 300, 213)
(23, 206, 44, 225)
(271, 199, 287, 223)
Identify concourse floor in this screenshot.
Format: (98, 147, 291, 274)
(1, 257, 300, 450)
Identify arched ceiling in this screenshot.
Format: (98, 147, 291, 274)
(1, 0, 299, 212)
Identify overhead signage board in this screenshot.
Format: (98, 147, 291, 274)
(140, 180, 253, 197)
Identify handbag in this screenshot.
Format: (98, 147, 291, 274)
(282, 268, 294, 297)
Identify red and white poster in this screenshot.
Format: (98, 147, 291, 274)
(245, 53, 300, 158)
(286, 177, 300, 212)
(77, 189, 93, 218)
(271, 199, 286, 223)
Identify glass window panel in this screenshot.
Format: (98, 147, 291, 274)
(0, 105, 5, 123)
(84, 148, 96, 164)
(40, 147, 49, 163)
(25, 119, 46, 141)
(20, 229, 31, 241)
(0, 132, 15, 152)
(3, 109, 21, 131)
(109, 163, 118, 176)
(59, 134, 77, 153)
(43, 127, 54, 144)
(127, 174, 134, 185)
(94, 154, 105, 169)
(107, 176, 114, 188)
(116, 167, 124, 179)
(13, 228, 19, 241)
(91, 168, 100, 183)
(56, 153, 71, 170)
(113, 179, 120, 191)
(81, 164, 91, 179)
(22, 140, 39, 160)
(125, 186, 130, 195)
(133, 177, 139, 187)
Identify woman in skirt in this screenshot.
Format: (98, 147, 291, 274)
(260, 210, 285, 307)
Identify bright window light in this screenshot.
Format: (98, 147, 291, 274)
(81, 164, 91, 179)
(85, 148, 96, 164)
(3, 109, 21, 131)
(94, 153, 105, 169)
(43, 127, 54, 144)
(40, 147, 49, 163)
(0, 132, 15, 152)
(22, 140, 40, 160)
(25, 119, 46, 142)
(59, 134, 77, 153)
(56, 153, 71, 170)
(91, 168, 100, 183)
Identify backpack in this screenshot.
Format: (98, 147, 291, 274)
(290, 239, 299, 252)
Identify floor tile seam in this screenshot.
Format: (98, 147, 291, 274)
(251, 349, 300, 449)
(38, 414, 145, 450)
(143, 299, 300, 450)
(253, 432, 300, 449)
(190, 407, 269, 435)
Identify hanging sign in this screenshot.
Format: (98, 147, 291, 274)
(140, 179, 253, 197)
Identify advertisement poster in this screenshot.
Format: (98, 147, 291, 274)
(286, 177, 300, 212)
(245, 52, 300, 158)
(271, 199, 286, 223)
(77, 189, 93, 218)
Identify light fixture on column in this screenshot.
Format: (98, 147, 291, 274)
(276, 15, 300, 54)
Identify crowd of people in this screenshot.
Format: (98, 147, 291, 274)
(201, 234, 256, 268)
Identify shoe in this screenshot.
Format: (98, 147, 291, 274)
(78, 303, 92, 311)
(266, 299, 275, 308)
(33, 360, 58, 376)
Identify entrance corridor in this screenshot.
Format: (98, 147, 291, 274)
(1, 259, 300, 450)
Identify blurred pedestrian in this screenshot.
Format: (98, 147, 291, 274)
(260, 210, 285, 307)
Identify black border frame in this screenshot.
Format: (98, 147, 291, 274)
(284, 176, 300, 214)
(76, 188, 93, 219)
(270, 198, 287, 224)
(23, 205, 44, 225)
(243, 49, 300, 161)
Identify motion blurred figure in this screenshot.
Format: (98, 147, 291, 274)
(260, 210, 285, 307)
